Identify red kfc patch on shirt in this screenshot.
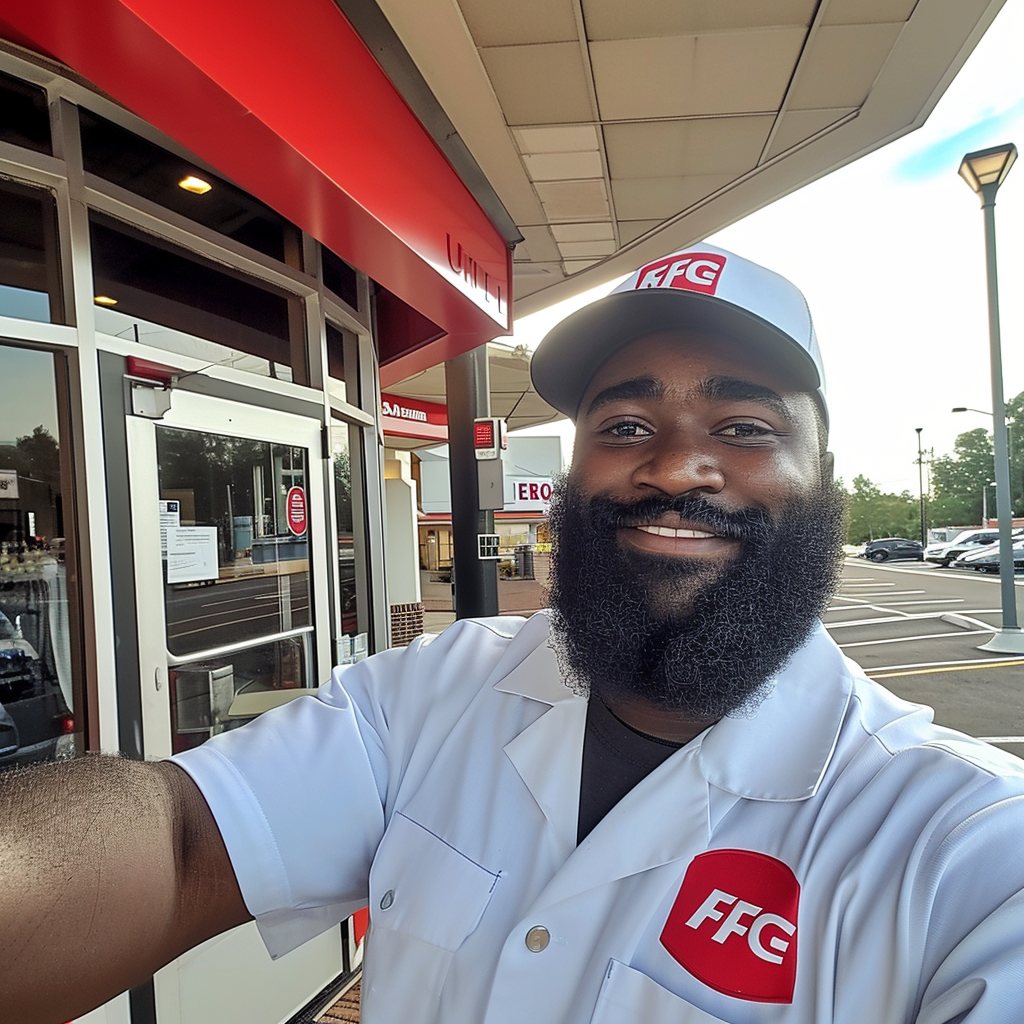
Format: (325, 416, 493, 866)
(660, 849, 799, 1004)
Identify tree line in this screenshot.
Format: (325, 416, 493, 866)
(843, 390, 1024, 544)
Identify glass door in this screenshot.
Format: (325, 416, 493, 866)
(126, 389, 341, 1024)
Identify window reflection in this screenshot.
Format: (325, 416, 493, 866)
(332, 423, 358, 640)
(0, 179, 62, 323)
(156, 427, 312, 657)
(0, 345, 78, 771)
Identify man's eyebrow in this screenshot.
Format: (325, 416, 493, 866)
(584, 376, 664, 415)
(699, 375, 791, 419)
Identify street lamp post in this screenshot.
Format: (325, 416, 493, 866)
(915, 427, 926, 546)
(958, 143, 1023, 652)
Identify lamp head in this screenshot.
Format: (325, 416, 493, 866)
(959, 143, 1017, 195)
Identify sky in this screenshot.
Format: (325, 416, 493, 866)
(510, 0, 1024, 496)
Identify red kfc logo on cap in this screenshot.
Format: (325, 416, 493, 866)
(634, 252, 726, 295)
(661, 849, 799, 1004)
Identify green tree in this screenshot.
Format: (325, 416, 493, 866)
(931, 427, 995, 525)
(843, 475, 920, 544)
(0, 426, 61, 486)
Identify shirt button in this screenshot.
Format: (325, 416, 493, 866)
(525, 925, 550, 952)
(380, 889, 394, 911)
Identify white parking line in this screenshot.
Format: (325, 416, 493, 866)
(866, 655, 1024, 673)
(838, 630, 993, 648)
(979, 736, 1024, 744)
(844, 560, 1024, 584)
(840, 581, 894, 587)
(885, 599, 964, 606)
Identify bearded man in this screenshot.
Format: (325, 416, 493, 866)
(3, 245, 1023, 1024)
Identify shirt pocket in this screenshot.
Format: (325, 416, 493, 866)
(591, 959, 736, 1023)
(365, 811, 500, 1001)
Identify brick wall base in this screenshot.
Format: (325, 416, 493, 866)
(390, 601, 425, 647)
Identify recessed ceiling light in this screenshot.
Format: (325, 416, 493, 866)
(178, 175, 212, 195)
(94, 295, 118, 306)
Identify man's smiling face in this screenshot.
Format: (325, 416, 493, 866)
(548, 329, 844, 738)
(570, 329, 829, 610)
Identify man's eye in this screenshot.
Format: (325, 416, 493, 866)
(717, 422, 773, 439)
(605, 420, 652, 439)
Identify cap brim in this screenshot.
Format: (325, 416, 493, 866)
(530, 289, 822, 420)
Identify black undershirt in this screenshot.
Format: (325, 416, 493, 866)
(577, 696, 686, 844)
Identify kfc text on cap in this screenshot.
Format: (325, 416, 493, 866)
(529, 243, 827, 427)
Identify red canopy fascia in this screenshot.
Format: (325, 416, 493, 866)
(0, 0, 512, 381)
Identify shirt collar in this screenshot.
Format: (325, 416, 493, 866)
(494, 614, 853, 803)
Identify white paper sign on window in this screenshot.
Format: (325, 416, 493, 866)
(166, 526, 219, 583)
(159, 499, 181, 554)
(0, 470, 19, 499)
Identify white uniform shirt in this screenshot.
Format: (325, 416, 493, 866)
(171, 612, 1024, 1023)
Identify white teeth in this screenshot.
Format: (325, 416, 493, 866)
(636, 525, 718, 539)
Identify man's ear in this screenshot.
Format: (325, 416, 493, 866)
(821, 450, 835, 482)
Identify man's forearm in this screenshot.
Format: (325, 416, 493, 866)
(0, 755, 248, 1024)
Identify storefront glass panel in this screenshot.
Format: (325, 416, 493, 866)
(0, 179, 62, 323)
(331, 422, 359, 640)
(0, 345, 78, 770)
(0, 70, 51, 154)
(155, 426, 312, 658)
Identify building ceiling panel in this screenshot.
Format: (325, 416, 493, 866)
(765, 107, 857, 159)
(373, 0, 1005, 321)
(534, 178, 611, 221)
(514, 125, 602, 153)
(604, 116, 775, 178)
(522, 150, 604, 180)
(480, 42, 594, 125)
(550, 221, 616, 242)
(612, 174, 734, 220)
(460, 0, 579, 47)
(591, 29, 807, 120)
(787, 23, 905, 110)
(558, 239, 617, 258)
(582, 0, 818, 40)
(823, 0, 918, 26)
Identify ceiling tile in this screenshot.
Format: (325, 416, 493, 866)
(822, 0, 917, 26)
(551, 221, 615, 242)
(611, 174, 733, 220)
(604, 116, 773, 178)
(616, 219, 663, 245)
(787, 23, 903, 109)
(558, 239, 617, 258)
(459, 0, 579, 46)
(514, 125, 601, 153)
(563, 258, 603, 274)
(522, 151, 604, 180)
(516, 224, 561, 262)
(591, 29, 806, 120)
(515, 267, 568, 299)
(480, 43, 595, 125)
(535, 179, 611, 221)
(764, 107, 856, 159)
(583, 0, 817, 40)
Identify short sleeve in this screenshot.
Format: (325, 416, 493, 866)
(170, 672, 387, 958)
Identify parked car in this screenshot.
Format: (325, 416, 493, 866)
(862, 538, 924, 562)
(950, 538, 1024, 574)
(923, 529, 1000, 566)
(0, 608, 74, 770)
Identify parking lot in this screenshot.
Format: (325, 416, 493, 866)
(827, 558, 1024, 757)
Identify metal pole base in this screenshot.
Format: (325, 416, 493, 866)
(978, 628, 1024, 654)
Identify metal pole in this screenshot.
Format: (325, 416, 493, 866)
(977, 184, 1022, 649)
(445, 347, 499, 619)
(915, 427, 926, 545)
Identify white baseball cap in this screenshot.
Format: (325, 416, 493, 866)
(531, 242, 827, 425)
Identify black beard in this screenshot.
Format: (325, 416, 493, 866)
(546, 477, 847, 721)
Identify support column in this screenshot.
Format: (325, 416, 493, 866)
(445, 347, 498, 619)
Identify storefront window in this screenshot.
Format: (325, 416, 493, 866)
(79, 109, 299, 265)
(90, 213, 301, 382)
(0, 71, 51, 154)
(321, 246, 358, 310)
(0, 179, 62, 323)
(0, 345, 79, 771)
(326, 322, 350, 403)
(155, 426, 312, 658)
(331, 422, 360, 643)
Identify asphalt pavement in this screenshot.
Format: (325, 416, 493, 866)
(827, 558, 1024, 757)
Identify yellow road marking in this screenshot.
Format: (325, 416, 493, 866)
(870, 659, 1024, 680)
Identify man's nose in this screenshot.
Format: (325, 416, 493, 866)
(630, 438, 726, 496)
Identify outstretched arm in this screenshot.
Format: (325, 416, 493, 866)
(0, 755, 251, 1024)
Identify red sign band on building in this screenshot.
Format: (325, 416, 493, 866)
(381, 392, 448, 443)
(286, 486, 307, 536)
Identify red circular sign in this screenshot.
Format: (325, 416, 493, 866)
(286, 486, 307, 536)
